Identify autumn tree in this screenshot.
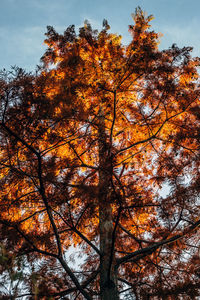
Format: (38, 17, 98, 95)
(0, 7, 199, 299)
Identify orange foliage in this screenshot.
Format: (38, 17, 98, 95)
(0, 7, 199, 299)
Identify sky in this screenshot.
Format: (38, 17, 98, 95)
(0, 0, 200, 71)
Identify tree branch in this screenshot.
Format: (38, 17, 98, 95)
(116, 218, 200, 266)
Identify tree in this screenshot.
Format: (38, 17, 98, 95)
(0, 7, 199, 299)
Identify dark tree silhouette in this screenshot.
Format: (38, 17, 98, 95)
(0, 8, 199, 299)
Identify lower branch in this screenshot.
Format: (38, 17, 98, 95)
(116, 218, 200, 266)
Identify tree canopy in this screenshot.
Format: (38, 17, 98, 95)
(0, 7, 199, 299)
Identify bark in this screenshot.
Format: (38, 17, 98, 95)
(98, 105, 119, 300)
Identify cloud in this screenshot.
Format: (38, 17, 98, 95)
(0, 26, 47, 71)
(157, 21, 200, 56)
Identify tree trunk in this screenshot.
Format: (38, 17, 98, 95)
(98, 105, 119, 300)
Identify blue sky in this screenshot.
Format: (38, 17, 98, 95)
(1, 0, 200, 71)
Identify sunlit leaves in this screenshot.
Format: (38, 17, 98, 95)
(0, 7, 199, 299)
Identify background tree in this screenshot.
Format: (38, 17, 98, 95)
(0, 7, 199, 299)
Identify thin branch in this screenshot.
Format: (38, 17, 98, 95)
(116, 218, 200, 266)
(1, 122, 63, 257)
(0, 123, 92, 300)
(116, 102, 196, 155)
(52, 208, 101, 255)
(0, 218, 58, 258)
(119, 224, 152, 244)
(18, 209, 46, 224)
(58, 257, 92, 300)
(16, 269, 99, 298)
(37, 154, 63, 257)
(0, 122, 39, 155)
